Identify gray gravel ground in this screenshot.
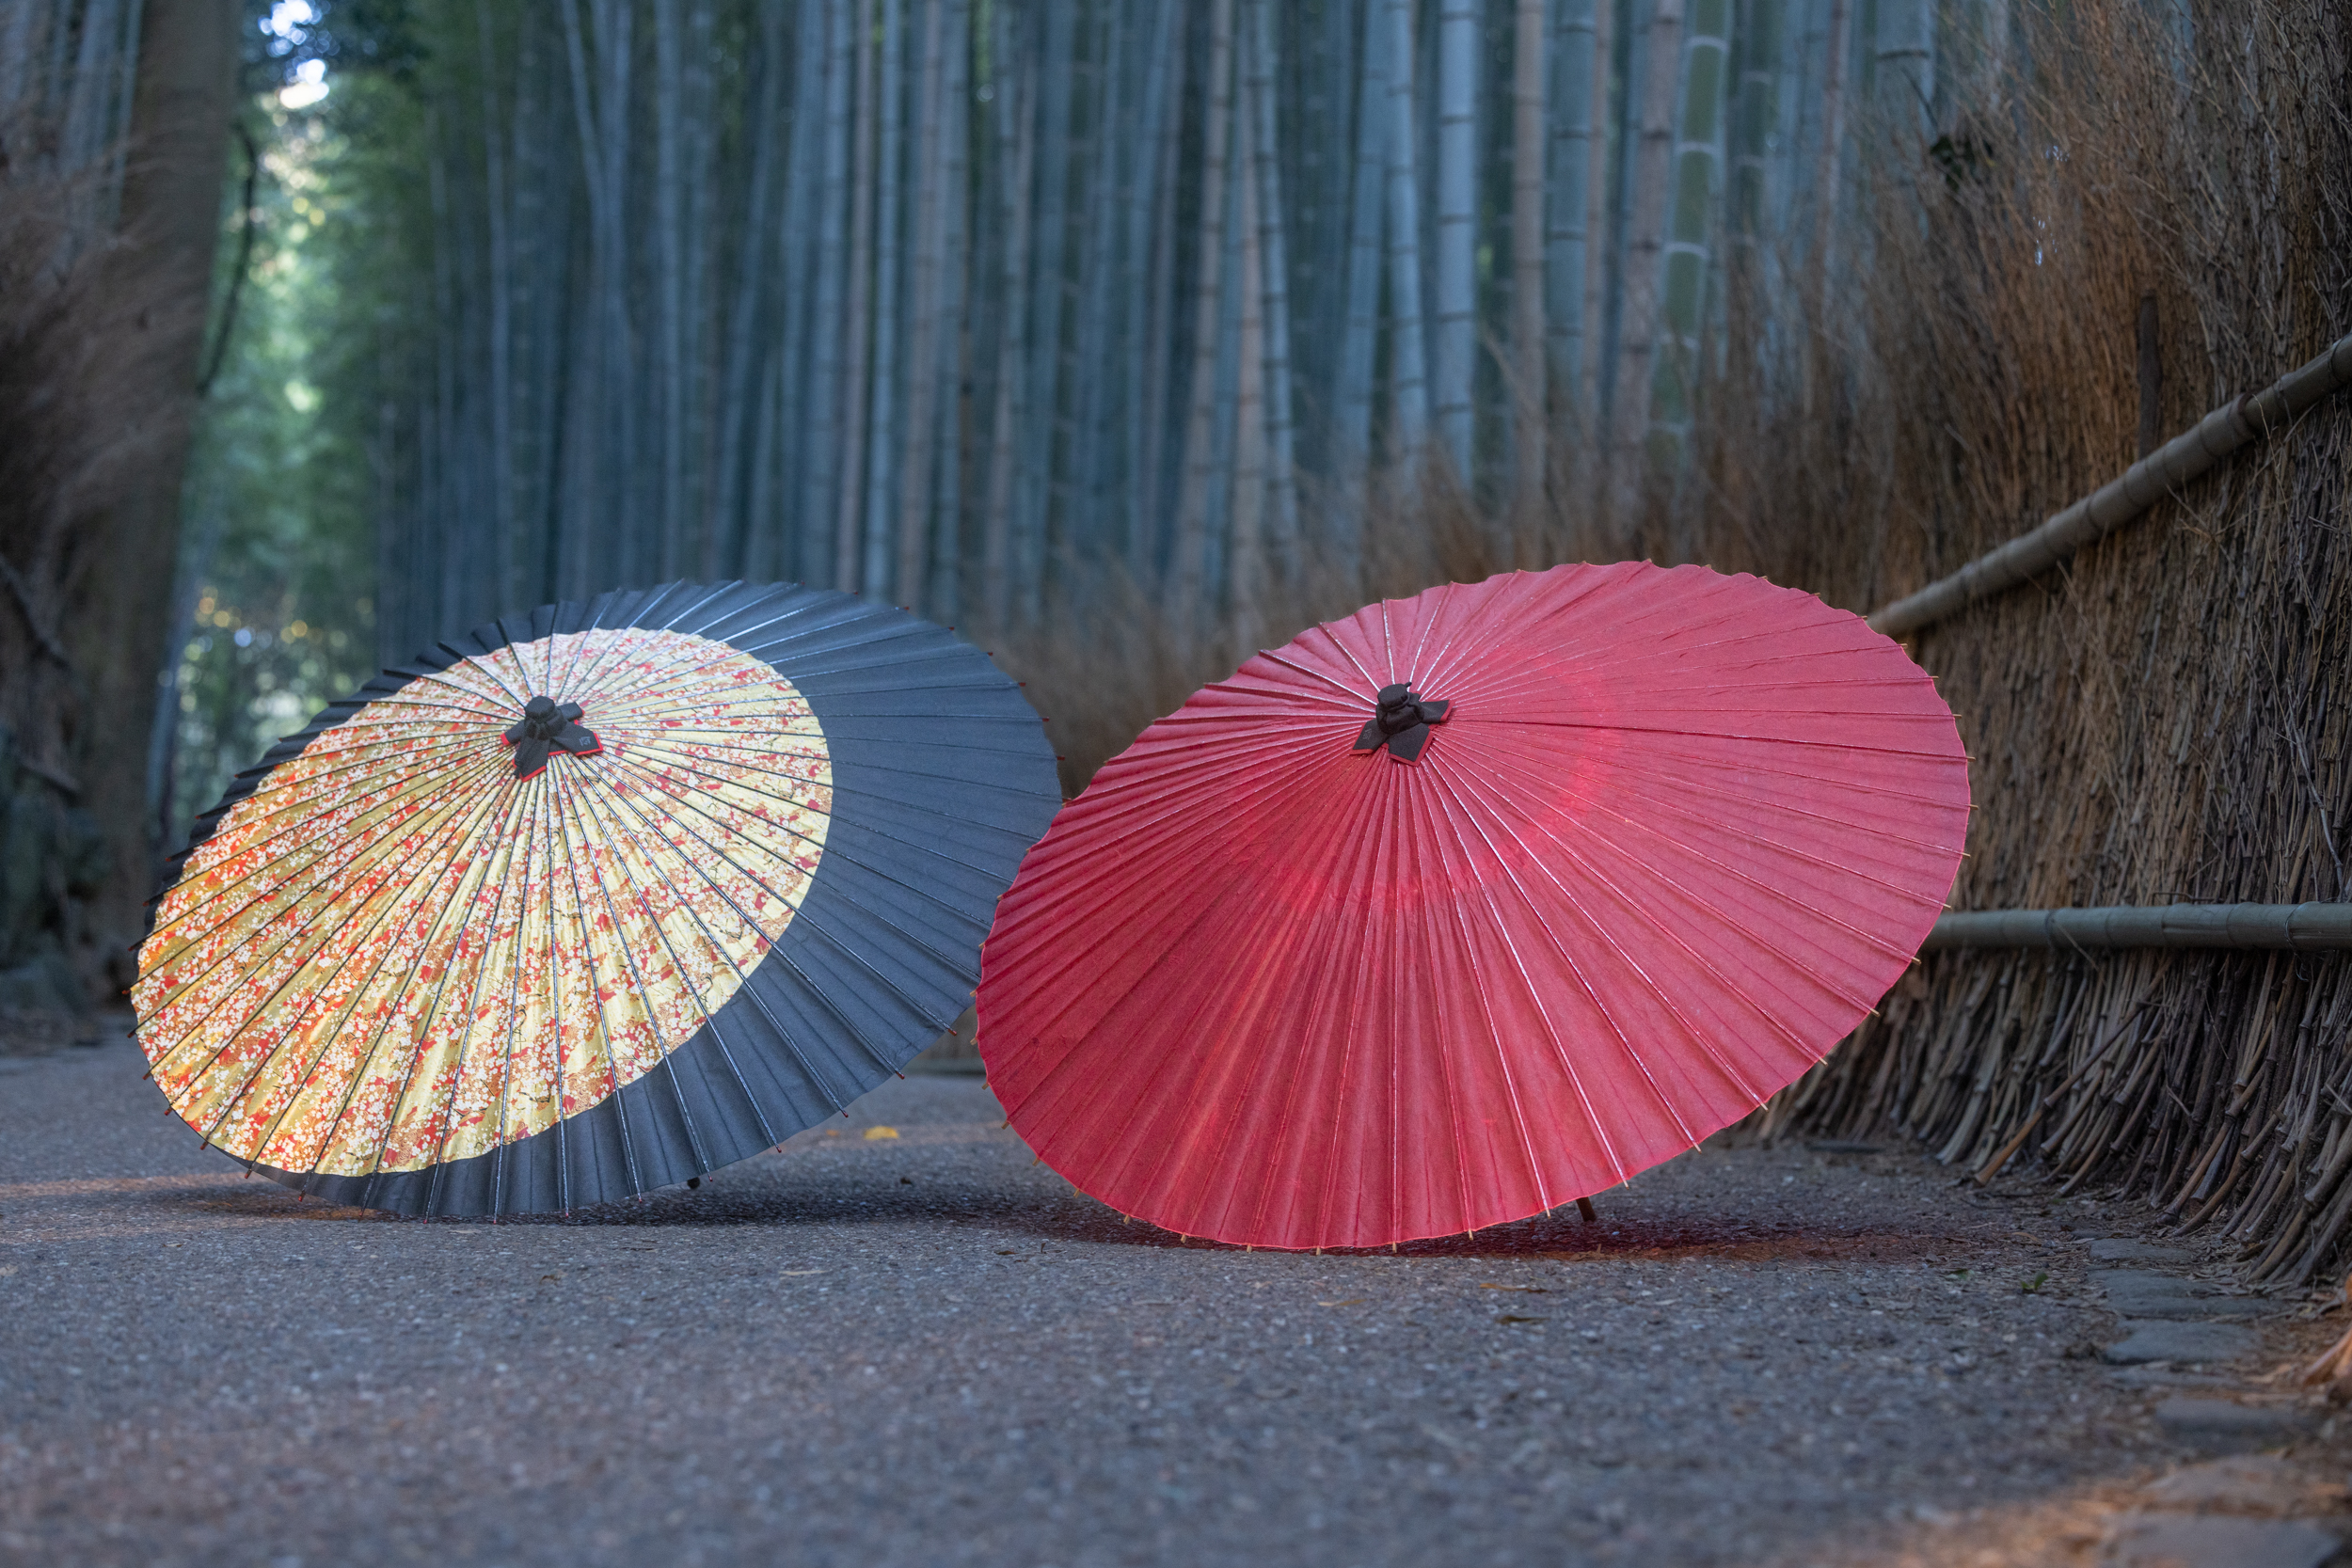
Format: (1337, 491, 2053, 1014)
(4, 1037, 2347, 1568)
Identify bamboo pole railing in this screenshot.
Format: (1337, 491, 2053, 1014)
(1924, 903, 2352, 952)
(1867, 328, 2352, 639)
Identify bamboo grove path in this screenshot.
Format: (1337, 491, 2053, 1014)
(3, 1034, 2350, 1567)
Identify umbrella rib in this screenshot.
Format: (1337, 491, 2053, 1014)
(421, 780, 545, 1217)
(1448, 751, 1815, 1077)
(1307, 618, 1391, 697)
(1475, 739, 1918, 1002)
(1427, 754, 1695, 1163)
(1600, 745, 1966, 811)
(580, 766, 863, 1117)
(1253, 648, 1375, 705)
(541, 767, 649, 1199)
(342, 781, 538, 1201)
(1242, 763, 1381, 1243)
(542, 780, 571, 1213)
(552, 774, 716, 1180)
(310, 774, 528, 1197)
(156, 747, 507, 939)
(490, 780, 550, 1216)
(1502, 721, 1962, 759)
(564, 771, 781, 1152)
(625, 735, 1055, 810)
(1398, 770, 1489, 1224)
(596, 750, 980, 954)
(150, 756, 513, 1093)
(1581, 790, 1950, 952)
(1309, 766, 1393, 1245)
(184, 768, 526, 1161)
(199, 767, 523, 1171)
(143, 752, 510, 1035)
(1420, 768, 1556, 1218)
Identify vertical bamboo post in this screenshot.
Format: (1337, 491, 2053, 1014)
(1579, 0, 1615, 422)
(861, 0, 906, 600)
(1337, 0, 1389, 545)
(1379, 0, 1430, 471)
(1173, 0, 1238, 645)
(1432, 0, 1480, 481)
(1606, 0, 1684, 542)
(1512, 0, 1549, 528)
(980, 2, 1034, 630)
(1548, 0, 1597, 415)
(834, 0, 878, 594)
(1248, 0, 1299, 574)
(1230, 55, 1268, 663)
(804, 0, 857, 589)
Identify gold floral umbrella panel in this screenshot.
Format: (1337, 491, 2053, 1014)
(134, 581, 1060, 1217)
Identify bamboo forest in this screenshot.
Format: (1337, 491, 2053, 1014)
(165, 0, 1990, 833)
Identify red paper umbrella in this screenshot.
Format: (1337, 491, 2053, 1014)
(976, 562, 1970, 1250)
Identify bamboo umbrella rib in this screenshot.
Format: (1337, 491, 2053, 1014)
(1439, 752, 1788, 1096)
(534, 767, 648, 1196)
(488, 765, 551, 1213)
(1424, 768, 1561, 1215)
(566, 764, 850, 1115)
(417, 778, 553, 1202)
(198, 769, 530, 1164)
(147, 755, 516, 1064)
(596, 748, 982, 977)
(155, 749, 509, 943)
(307, 775, 545, 1189)
(548, 769, 715, 1178)
(564, 773, 782, 1148)
(1868, 329, 2352, 638)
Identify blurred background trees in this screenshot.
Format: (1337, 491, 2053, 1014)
(2, 0, 2345, 1020)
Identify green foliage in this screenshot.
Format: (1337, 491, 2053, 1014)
(166, 76, 425, 845)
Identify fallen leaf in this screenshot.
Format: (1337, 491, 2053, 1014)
(780, 1268, 824, 1276)
(863, 1126, 900, 1141)
(540, 1273, 561, 1282)
(1496, 1314, 1549, 1325)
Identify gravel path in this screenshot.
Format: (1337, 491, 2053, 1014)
(3, 1037, 2346, 1567)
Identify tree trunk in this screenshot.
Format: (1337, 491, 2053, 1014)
(0, 0, 238, 1006)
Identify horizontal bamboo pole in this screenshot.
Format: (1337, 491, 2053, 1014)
(1924, 903, 2352, 953)
(1867, 330, 2352, 639)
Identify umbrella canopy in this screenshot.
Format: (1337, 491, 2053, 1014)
(976, 562, 1970, 1250)
(135, 581, 1058, 1217)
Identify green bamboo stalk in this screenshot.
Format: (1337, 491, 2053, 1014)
(1379, 0, 1429, 466)
(1173, 0, 1238, 642)
(897, 0, 949, 612)
(834, 0, 878, 594)
(1432, 0, 1479, 477)
(1606, 0, 1683, 534)
(861, 0, 906, 599)
(1247, 0, 1298, 569)
(1512, 0, 1548, 515)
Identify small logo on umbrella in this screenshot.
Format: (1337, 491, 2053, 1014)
(501, 694, 601, 780)
(1353, 683, 1451, 762)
